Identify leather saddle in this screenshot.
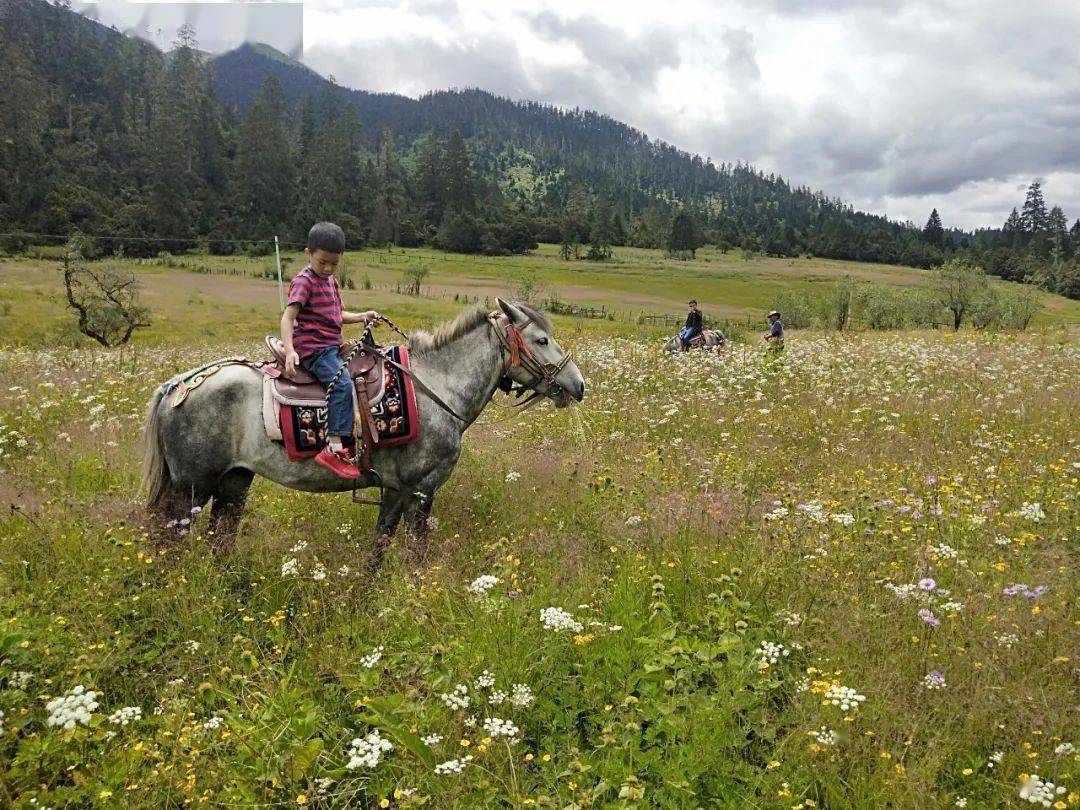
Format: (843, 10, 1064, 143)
(261, 336, 386, 407)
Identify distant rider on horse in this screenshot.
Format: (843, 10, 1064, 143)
(678, 300, 704, 351)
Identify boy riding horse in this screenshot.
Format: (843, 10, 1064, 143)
(280, 222, 380, 480)
(678, 300, 704, 351)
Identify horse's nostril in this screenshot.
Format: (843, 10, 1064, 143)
(577, 380, 586, 400)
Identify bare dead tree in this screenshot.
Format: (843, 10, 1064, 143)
(62, 240, 151, 346)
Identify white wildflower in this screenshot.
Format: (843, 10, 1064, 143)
(311, 561, 327, 581)
(9, 671, 33, 689)
(1015, 502, 1045, 522)
(346, 730, 394, 770)
(184, 640, 200, 654)
(421, 733, 443, 746)
(764, 506, 789, 521)
(107, 706, 142, 726)
(823, 683, 866, 713)
(474, 670, 495, 690)
(289, 540, 309, 553)
(360, 646, 384, 669)
(467, 575, 499, 596)
(439, 684, 470, 711)
(831, 512, 856, 526)
(504, 471, 521, 483)
(489, 690, 507, 705)
(45, 685, 100, 730)
(754, 641, 790, 665)
(810, 726, 837, 746)
(482, 716, 520, 740)
(776, 610, 804, 626)
(540, 606, 583, 633)
(280, 557, 301, 578)
(203, 716, 224, 730)
(509, 683, 535, 708)
(922, 671, 947, 690)
(1018, 774, 1066, 806)
(434, 755, 473, 775)
(1054, 742, 1074, 756)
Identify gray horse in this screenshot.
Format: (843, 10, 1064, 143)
(141, 299, 584, 567)
(662, 329, 726, 353)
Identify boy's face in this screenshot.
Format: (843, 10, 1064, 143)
(306, 248, 342, 276)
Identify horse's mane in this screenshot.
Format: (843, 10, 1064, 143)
(408, 302, 552, 355)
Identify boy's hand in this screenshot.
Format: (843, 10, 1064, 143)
(285, 350, 300, 377)
(364, 310, 381, 324)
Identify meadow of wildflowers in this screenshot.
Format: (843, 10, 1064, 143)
(0, 325, 1077, 808)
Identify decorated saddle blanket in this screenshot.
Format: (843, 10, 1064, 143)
(275, 346, 419, 461)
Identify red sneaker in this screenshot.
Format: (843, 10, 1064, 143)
(314, 446, 360, 480)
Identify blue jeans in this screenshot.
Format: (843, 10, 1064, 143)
(679, 326, 699, 346)
(301, 346, 354, 437)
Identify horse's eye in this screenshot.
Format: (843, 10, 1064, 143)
(537, 337, 549, 346)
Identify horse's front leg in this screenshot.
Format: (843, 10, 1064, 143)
(403, 490, 435, 563)
(368, 489, 407, 573)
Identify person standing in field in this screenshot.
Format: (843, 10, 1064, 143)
(678, 299, 704, 351)
(763, 309, 784, 361)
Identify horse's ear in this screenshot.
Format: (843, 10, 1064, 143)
(497, 298, 527, 325)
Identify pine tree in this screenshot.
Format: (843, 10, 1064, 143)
(667, 209, 701, 259)
(923, 208, 945, 249)
(414, 134, 446, 231)
(1047, 205, 1069, 261)
(586, 201, 615, 260)
(1001, 207, 1023, 248)
(1021, 181, 1048, 233)
(371, 129, 406, 244)
(559, 185, 589, 260)
(442, 130, 476, 215)
(233, 77, 295, 239)
(146, 23, 205, 241)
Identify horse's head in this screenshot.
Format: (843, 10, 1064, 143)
(495, 298, 585, 408)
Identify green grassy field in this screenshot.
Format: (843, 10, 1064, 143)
(2, 245, 1078, 350)
(0, 249, 1077, 808)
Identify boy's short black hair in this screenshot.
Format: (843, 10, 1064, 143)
(307, 222, 346, 254)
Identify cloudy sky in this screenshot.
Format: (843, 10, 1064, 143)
(82, 1, 1080, 230)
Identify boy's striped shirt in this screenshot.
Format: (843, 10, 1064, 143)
(287, 266, 343, 358)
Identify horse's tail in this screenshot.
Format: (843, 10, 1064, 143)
(140, 385, 171, 510)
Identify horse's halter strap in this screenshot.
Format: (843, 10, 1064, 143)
(488, 313, 573, 402)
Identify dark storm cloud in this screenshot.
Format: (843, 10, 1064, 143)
(718, 28, 760, 81)
(529, 12, 681, 87)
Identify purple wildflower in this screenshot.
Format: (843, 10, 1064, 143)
(917, 608, 940, 628)
(918, 578, 936, 591)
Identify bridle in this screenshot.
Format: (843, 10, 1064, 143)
(488, 312, 574, 408)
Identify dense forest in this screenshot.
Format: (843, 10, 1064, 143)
(2, 0, 1079, 298)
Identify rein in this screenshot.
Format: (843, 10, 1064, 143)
(488, 313, 573, 409)
(325, 316, 471, 425)
(325, 312, 572, 427)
